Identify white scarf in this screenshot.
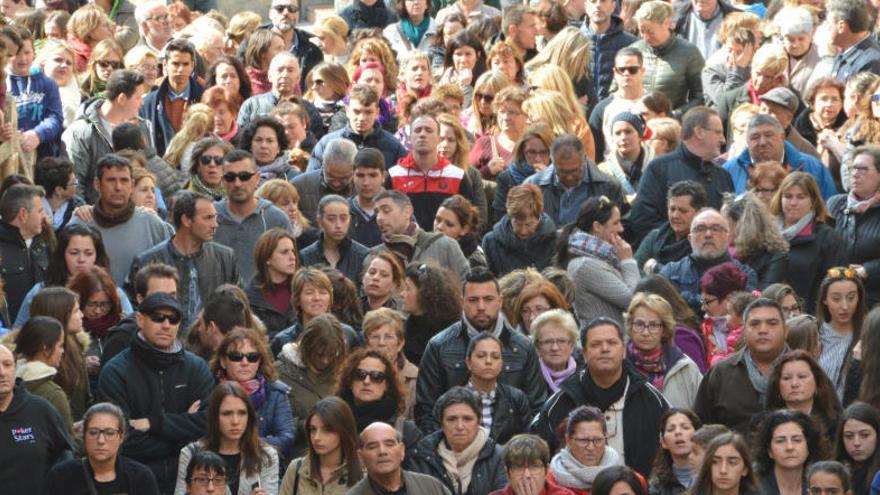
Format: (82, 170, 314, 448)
(549, 445, 622, 490)
(437, 426, 489, 494)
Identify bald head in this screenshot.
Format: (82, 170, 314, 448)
(688, 208, 731, 259)
(358, 421, 405, 477)
(0, 344, 15, 405)
(360, 422, 401, 446)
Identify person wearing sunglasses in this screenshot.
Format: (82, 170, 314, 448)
(44, 402, 161, 495)
(97, 292, 214, 495)
(589, 47, 644, 161)
(187, 137, 233, 200)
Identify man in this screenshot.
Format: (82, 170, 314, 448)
(659, 208, 757, 311)
(237, 52, 323, 137)
(581, 0, 637, 101)
(307, 85, 406, 173)
(374, 190, 469, 281)
(626, 106, 733, 244)
(213, 149, 292, 282)
(339, 0, 397, 30)
(693, 298, 789, 434)
(0, 184, 48, 323)
(64, 70, 154, 204)
(525, 134, 626, 227)
(293, 138, 357, 224)
(828, 0, 880, 83)
(529, 317, 668, 476)
(715, 43, 789, 136)
(190, 290, 248, 360)
(758, 87, 820, 159)
(673, 0, 737, 59)
(723, 114, 837, 199)
(102, 263, 179, 365)
(349, 148, 385, 247)
(33, 157, 82, 233)
(134, 1, 173, 54)
(112, 122, 187, 201)
(267, 0, 322, 92)
(634, 180, 707, 274)
(0, 344, 74, 495)
(139, 38, 205, 157)
(386, 113, 476, 230)
(98, 292, 214, 494)
(598, 112, 656, 202)
(71, 155, 173, 286)
(589, 46, 646, 160)
(414, 270, 545, 434)
(128, 191, 241, 328)
(502, 5, 539, 62)
(348, 422, 451, 495)
(300, 195, 370, 283)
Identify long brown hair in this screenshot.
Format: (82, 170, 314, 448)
(859, 308, 880, 410)
(209, 327, 277, 381)
(690, 433, 757, 495)
(335, 348, 407, 417)
(768, 172, 830, 224)
(649, 408, 702, 487)
(203, 382, 272, 477)
(29, 287, 86, 397)
(252, 228, 299, 291)
(66, 266, 122, 317)
(304, 397, 362, 485)
(766, 350, 841, 424)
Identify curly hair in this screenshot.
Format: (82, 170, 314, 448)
(206, 55, 252, 101)
(700, 262, 748, 299)
(209, 327, 277, 381)
(316, 266, 363, 328)
(723, 193, 789, 258)
(753, 409, 826, 476)
(238, 116, 290, 163)
(348, 37, 398, 90)
(335, 348, 407, 416)
(766, 350, 840, 429)
(403, 262, 461, 325)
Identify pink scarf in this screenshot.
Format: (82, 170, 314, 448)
(539, 356, 576, 394)
(627, 341, 666, 391)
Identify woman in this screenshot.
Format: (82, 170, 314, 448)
(174, 383, 279, 495)
(770, 172, 846, 313)
(80, 38, 123, 98)
(210, 327, 296, 461)
(530, 309, 579, 396)
(429, 12, 466, 75)
(131, 168, 158, 214)
(511, 281, 569, 335)
(524, 26, 591, 105)
(828, 145, 880, 306)
(311, 15, 350, 64)
(394, 50, 433, 111)
(483, 183, 557, 277)
(436, 112, 488, 225)
(461, 70, 509, 139)
(835, 402, 880, 495)
(361, 250, 404, 313)
(272, 100, 318, 161)
(488, 41, 524, 86)
(348, 37, 399, 96)
(201, 86, 241, 143)
(167, 1, 192, 32)
(594, 466, 647, 495)
(243, 29, 285, 96)
(384, 0, 437, 63)
(816, 267, 867, 399)
(548, 406, 624, 495)
(124, 46, 160, 90)
(164, 104, 215, 171)
(794, 77, 847, 150)
(723, 194, 790, 288)
(753, 409, 825, 495)
(186, 137, 233, 200)
(764, 283, 803, 320)
(12, 315, 73, 432)
(439, 31, 487, 106)
(647, 118, 682, 157)
(238, 116, 297, 183)
(527, 65, 588, 146)
(806, 462, 853, 495)
(207, 55, 253, 106)
(410, 386, 507, 494)
(66, 5, 113, 73)
(331, 62, 397, 133)
(304, 62, 349, 135)
(400, 262, 461, 365)
(699, 263, 749, 366)
(36, 41, 81, 128)
(255, 179, 318, 250)
(649, 409, 702, 495)
(243, 228, 298, 339)
(689, 433, 758, 495)
(434, 194, 487, 271)
(66, 265, 124, 367)
(275, 314, 348, 457)
(300, 196, 370, 284)
(524, 88, 596, 161)
(335, 348, 423, 449)
(470, 86, 528, 180)
(492, 122, 554, 222)
(766, 350, 842, 437)
(362, 308, 418, 417)
(225, 12, 262, 56)
(279, 397, 362, 495)
(624, 293, 702, 408)
(554, 196, 639, 325)
(748, 162, 787, 206)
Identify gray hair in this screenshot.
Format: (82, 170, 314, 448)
(270, 51, 299, 71)
(827, 0, 870, 33)
(322, 139, 358, 169)
(0, 184, 44, 221)
(747, 113, 785, 137)
(317, 194, 350, 219)
(550, 134, 584, 161)
(530, 309, 578, 347)
(135, 1, 165, 25)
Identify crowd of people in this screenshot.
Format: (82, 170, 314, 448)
(3, 0, 880, 493)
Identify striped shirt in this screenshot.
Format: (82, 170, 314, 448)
(819, 322, 853, 398)
(467, 381, 496, 432)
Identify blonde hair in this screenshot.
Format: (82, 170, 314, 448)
(634, 0, 674, 22)
(123, 45, 157, 70)
(493, 85, 528, 112)
(227, 11, 262, 40)
(625, 292, 676, 345)
(718, 11, 762, 44)
(751, 43, 788, 75)
(362, 307, 405, 341)
(81, 38, 123, 95)
(506, 183, 543, 220)
(437, 113, 472, 169)
(256, 179, 311, 229)
(163, 104, 215, 169)
(348, 37, 398, 90)
(67, 4, 108, 44)
(523, 89, 585, 137)
(530, 309, 578, 347)
(468, 70, 511, 134)
(37, 41, 80, 87)
(314, 15, 349, 48)
(647, 117, 681, 150)
(524, 26, 589, 78)
(131, 166, 157, 188)
(527, 65, 581, 115)
(723, 193, 790, 258)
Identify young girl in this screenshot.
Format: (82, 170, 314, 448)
(835, 402, 880, 495)
(649, 409, 702, 494)
(690, 433, 759, 495)
(816, 268, 867, 399)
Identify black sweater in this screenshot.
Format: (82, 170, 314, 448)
(43, 455, 160, 495)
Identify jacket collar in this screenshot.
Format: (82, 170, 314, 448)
(398, 152, 452, 173)
(582, 15, 625, 37)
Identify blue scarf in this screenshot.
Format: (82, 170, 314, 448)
(509, 159, 535, 185)
(401, 17, 430, 47)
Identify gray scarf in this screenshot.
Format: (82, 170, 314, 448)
(464, 311, 507, 339)
(743, 348, 774, 403)
(776, 211, 814, 242)
(550, 446, 622, 490)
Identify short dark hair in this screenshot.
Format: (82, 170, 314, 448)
(0, 184, 44, 220)
(550, 134, 584, 161)
(615, 46, 643, 65)
(806, 461, 851, 493)
(681, 106, 719, 140)
(566, 405, 606, 436)
(435, 386, 482, 420)
(223, 149, 255, 168)
(353, 147, 385, 171)
(33, 157, 73, 199)
(96, 154, 132, 180)
(164, 37, 197, 64)
(112, 122, 147, 152)
(667, 180, 708, 209)
(374, 189, 412, 209)
(185, 450, 227, 483)
(743, 297, 785, 325)
(133, 263, 179, 298)
(465, 332, 503, 359)
(827, 0, 870, 33)
(239, 116, 290, 158)
(202, 291, 247, 333)
(580, 316, 625, 348)
(106, 70, 145, 101)
(172, 190, 211, 229)
(462, 268, 499, 295)
(592, 466, 647, 495)
(349, 84, 379, 107)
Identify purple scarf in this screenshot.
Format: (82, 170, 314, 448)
(627, 341, 666, 391)
(539, 356, 577, 394)
(567, 231, 622, 272)
(217, 370, 269, 410)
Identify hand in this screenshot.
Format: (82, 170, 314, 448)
(511, 477, 540, 495)
(457, 68, 472, 87)
(854, 340, 863, 361)
(487, 156, 507, 175)
(130, 418, 150, 432)
(19, 130, 39, 152)
(85, 355, 101, 375)
(726, 42, 755, 69)
(74, 204, 94, 223)
(817, 129, 840, 149)
(612, 234, 633, 260)
(850, 264, 868, 280)
(188, 400, 201, 413)
(73, 420, 84, 434)
(644, 258, 658, 274)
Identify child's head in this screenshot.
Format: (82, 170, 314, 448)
(786, 314, 821, 360)
(725, 291, 757, 329)
(689, 424, 730, 472)
(44, 10, 69, 42)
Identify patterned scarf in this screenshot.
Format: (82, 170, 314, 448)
(217, 369, 269, 410)
(508, 159, 535, 185)
(567, 230, 621, 272)
(626, 341, 666, 391)
(847, 190, 880, 215)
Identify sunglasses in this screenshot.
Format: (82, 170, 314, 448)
(226, 351, 261, 363)
(475, 92, 495, 103)
(148, 312, 181, 324)
(199, 155, 224, 166)
(827, 266, 858, 279)
(614, 66, 640, 75)
(352, 368, 386, 382)
(97, 60, 123, 70)
(272, 4, 297, 13)
(223, 171, 257, 182)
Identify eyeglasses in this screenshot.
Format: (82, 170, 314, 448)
(223, 171, 257, 182)
(538, 338, 572, 348)
(827, 266, 858, 279)
(509, 464, 546, 476)
(614, 65, 640, 75)
(700, 296, 719, 306)
(85, 427, 122, 440)
(189, 475, 227, 487)
(753, 187, 777, 195)
(569, 436, 606, 448)
(226, 351, 261, 363)
(524, 148, 549, 159)
(475, 92, 495, 103)
(86, 301, 113, 311)
(148, 312, 181, 324)
(97, 60, 123, 70)
(145, 14, 172, 23)
(352, 368, 386, 382)
(691, 224, 728, 235)
(272, 4, 298, 13)
(521, 306, 550, 318)
(632, 320, 664, 333)
(199, 155, 224, 166)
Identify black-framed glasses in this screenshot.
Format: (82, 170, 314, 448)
(352, 368, 386, 382)
(569, 436, 606, 448)
(189, 475, 227, 487)
(614, 65, 640, 75)
(199, 155, 223, 166)
(148, 312, 181, 324)
(85, 427, 122, 440)
(700, 296, 719, 307)
(97, 60, 123, 70)
(226, 351, 261, 363)
(223, 171, 257, 183)
(272, 4, 297, 13)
